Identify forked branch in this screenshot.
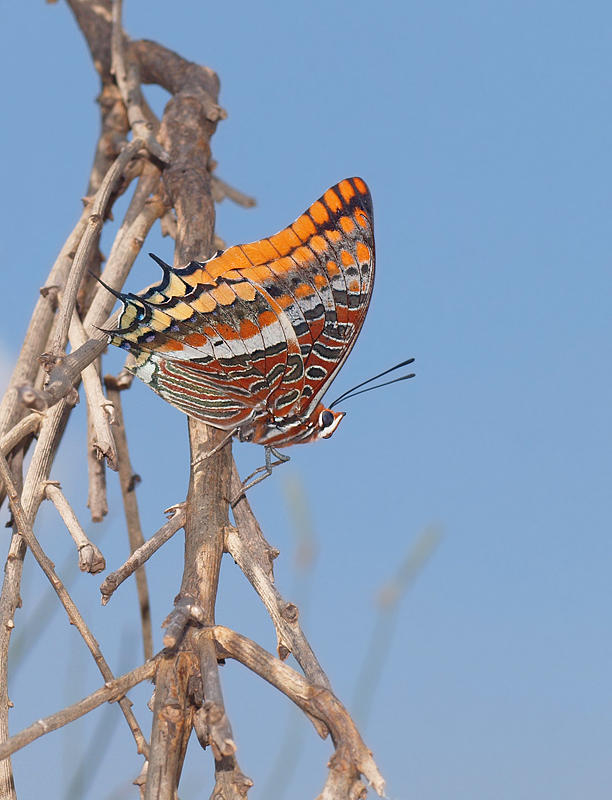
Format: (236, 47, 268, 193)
(213, 626, 385, 800)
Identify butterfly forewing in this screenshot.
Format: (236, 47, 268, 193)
(109, 177, 375, 443)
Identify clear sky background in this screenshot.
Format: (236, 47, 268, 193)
(0, 1, 611, 799)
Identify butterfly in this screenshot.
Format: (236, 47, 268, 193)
(105, 177, 376, 489)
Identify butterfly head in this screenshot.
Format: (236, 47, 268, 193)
(244, 404, 345, 447)
(315, 406, 345, 441)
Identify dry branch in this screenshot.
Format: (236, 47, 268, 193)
(50, 136, 147, 359)
(0, 450, 149, 759)
(100, 504, 186, 604)
(228, 465, 330, 690)
(0, 659, 157, 762)
(86, 375, 109, 522)
(1, 4, 385, 797)
(0, 210, 88, 442)
(104, 374, 153, 661)
(83, 170, 165, 334)
(111, 0, 169, 163)
(145, 653, 196, 800)
(44, 482, 106, 574)
(195, 630, 236, 759)
(213, 627, 385, 800)
(70, 311, 119, 470)
(0, 413, 43, 457)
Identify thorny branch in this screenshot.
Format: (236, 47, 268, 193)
(0, 2, 386, 798)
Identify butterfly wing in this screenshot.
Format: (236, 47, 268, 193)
(109, 177, 375, 436)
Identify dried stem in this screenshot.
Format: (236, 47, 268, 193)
(0, 397, 73, 796)
(229, 466, 330, 690)
(86, 370, 109, 522)
(50, 136, 147, 358)
(0, 206, 88, 513)
(83, 171, 165, 334)
(111, 0, 169, 163)
(100, 504, 185, 605)
(44, 482, 106, 573)
(145, 653, 196, 800)
(0, 413, 43, 457)
(194, 630, 236, 758)
(0, 450, 149, 759)
(70, 311, 119, 469)
(141, 23, 234, 796)
(213, 626, 385, 800)
(0, 658, 157, 762)
(104, 374, 153, 661)
(19, 182, 167, 417)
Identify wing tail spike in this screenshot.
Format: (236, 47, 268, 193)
(88, 270, 127, 303)
(149, 252, 174, 273)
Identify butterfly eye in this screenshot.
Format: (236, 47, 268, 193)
(320, 410, 334, 429)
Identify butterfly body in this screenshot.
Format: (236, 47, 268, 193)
(108, 177, 375, 447)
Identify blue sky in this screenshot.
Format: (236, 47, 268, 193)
(1, 1, 611, 798)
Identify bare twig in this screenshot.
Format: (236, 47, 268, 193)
(141, 26, 230, 796)
(83, 174, 165, 335)
(87, 82, 130, 196)
(229, 462, 279, 581)
(194, 630, 236, 759)
(50, 136, 147, 358)
(100, 504, 186, 605)
(111, 0, 170, 163)
(104, 374, 153, 660)
(0, 450, 149, 758)
(228, 467, 330, 690)
(145, 653, 196, 800)
(86, 389, 109, 522)
(44, 482, 106, 574)
(0, 658, 157, 762)
(70, 311, 119, 470)
(0, 398, 73, 796)
(0, 208, 88, 442)
(213, 626, 386, 800)
(0, 413, 43, 457)
(162, 595, 200, 650)
(19, 183, 166, 417)
(18, 316, 118, 413)
(210, 173, 256, 208)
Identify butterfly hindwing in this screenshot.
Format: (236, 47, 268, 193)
(109, 177, 374, 439)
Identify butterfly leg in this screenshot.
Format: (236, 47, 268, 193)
(231, 446, 290, 506)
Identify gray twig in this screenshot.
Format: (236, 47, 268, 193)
(0, 659, 157, 762)
(110, 0, 170, 163)
(50, 136, 147, 359)
(44, 482, 106, 574)
(0, 450, 149, 759)
(213, 626, 386, 800)
(104, 373, 153, 660)
(100, 505, 186, 605)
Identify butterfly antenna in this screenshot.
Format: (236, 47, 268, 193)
(329, 357, 415, 408)
(330, 373, 416, 407)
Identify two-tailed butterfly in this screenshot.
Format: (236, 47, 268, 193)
(105, 178, 403, 491)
